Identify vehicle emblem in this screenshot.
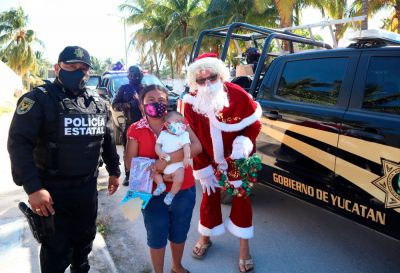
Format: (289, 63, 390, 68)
(372, 159, 400, 208)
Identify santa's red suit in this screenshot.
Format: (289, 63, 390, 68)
(183, 82, 261, 239)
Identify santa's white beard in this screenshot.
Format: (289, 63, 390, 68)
(192, 81, 229, 115)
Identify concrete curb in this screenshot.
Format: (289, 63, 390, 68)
(91, 232, 118, 273)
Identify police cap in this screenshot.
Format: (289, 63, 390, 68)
(58, 46, 92, 68)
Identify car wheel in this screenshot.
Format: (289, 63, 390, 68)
(112, 119, 122, 145)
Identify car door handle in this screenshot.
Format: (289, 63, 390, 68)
(347, 129, 384, 141)
(263, 111, 282, 120)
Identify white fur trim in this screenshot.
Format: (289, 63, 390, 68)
(225, 218, 254, 239)
(207, 102, 262, 132)
(231, 136, 253, 159)
(182, 93, 196, 104)
(183, 95, 261, 133)
(209, 123, 227, 168)
(229, 180, 243, 188)
(193, 165, 214, 180)
(198, 222, 226, 237)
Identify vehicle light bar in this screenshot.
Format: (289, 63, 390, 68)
(348, 29, 400, 45)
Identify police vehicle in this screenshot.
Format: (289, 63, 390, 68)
(188, 22, 400, 240)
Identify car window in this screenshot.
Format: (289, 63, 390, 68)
(87, 76, 99, 87)
(110, 76, 129, 93)
(362, 56, 400, 115)
(277, 58, 348, 106)
(141, 75, 164, 86)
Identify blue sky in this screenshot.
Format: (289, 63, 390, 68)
(0, 0, 391, 66)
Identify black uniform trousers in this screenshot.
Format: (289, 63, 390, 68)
(40, 177, 98, 273)
(122, 122, 133, 178)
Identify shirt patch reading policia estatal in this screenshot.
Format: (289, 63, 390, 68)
(16, 97, 35, 115)
(63, 115, 105, 136)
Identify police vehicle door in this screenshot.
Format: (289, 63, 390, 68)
(336, 50, 400, 240)
(256, 51, 360, 206)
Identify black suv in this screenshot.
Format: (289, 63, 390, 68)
(187, 23, 400, 240)
(97, 71, 179, 144)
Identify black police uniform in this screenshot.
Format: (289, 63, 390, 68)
(112, 82, 142, 182)
(8, 81, 121, 273)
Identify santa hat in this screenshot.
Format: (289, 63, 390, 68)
(194, 52, 218, 61)
(187, 52, 230, 89)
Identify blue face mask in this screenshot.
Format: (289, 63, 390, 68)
(59, 69, 87, 92)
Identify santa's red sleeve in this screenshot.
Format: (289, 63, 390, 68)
(226, 83, 262, 159)
(184, 101, 214, 178)
(241, 97, 262, 154)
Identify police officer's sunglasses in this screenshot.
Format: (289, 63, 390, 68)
(195, 74, 219, 85)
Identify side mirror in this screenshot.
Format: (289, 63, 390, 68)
(165, 84, 173, 91)
(97, 87, 109, 99)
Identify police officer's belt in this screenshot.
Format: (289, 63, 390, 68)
(42, 173, 97, 189)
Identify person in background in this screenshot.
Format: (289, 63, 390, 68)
(245, 47, 260, 73)
(8, 45, 121, 273)
(125, 84, 202, 273)
(112, 65, 143, 185)
(112, 61, 124, 71)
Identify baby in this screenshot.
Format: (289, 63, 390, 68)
(154, 111, 191, 205)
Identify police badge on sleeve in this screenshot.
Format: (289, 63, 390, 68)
(16, 97, 35, 115)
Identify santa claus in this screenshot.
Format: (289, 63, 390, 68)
(183, 53, 261, 273)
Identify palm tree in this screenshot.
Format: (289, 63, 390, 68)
(35, 51, 51, 79)
(351, 0, 400, 33)
(311, 0, 351, 43)
(0, 7, 41, 90)
(361, 0, 369, 29)
(121, 0, 205, 77)
(0, 7, 27, 46)
(206, 0, 278, 27)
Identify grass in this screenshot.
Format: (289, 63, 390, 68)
(96, 216, 111, 238)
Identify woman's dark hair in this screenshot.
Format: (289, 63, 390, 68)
(139, 84, 169, 103)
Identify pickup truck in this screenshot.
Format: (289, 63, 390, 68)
(186, 23, 400, 240)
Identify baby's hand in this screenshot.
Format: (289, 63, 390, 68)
(183, 157, 191, 168)
(160, 152, 169, 160)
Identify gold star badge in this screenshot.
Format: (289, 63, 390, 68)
(372, 159, 400, 208)
(16, 97, 35, 115)
(74, 48, 84, 58)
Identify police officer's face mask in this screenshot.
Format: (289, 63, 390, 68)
(59, 69, 87, 92)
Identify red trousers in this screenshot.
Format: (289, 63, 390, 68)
(198, 188, 254, 239)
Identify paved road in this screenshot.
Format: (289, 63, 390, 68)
(99, 147, 400, 273)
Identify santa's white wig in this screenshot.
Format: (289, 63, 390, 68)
(186, 55, 230, 90)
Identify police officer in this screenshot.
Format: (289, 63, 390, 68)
(245, 47, 260, 73)
(112, 65, 143, 186)
(8, 46, 121, 273)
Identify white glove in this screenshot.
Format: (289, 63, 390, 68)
(199, 174, 220, 196)
(231, 136, 253, 160)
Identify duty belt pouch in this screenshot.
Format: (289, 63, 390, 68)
(18, 202, 55, 243)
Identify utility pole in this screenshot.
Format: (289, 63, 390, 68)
(123, 17, 128, 67)
(107, 14, 128, 68)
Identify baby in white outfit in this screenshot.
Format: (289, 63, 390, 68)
(154, 111, 191, 205)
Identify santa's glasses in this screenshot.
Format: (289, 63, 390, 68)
(195, 74, 218, 85)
